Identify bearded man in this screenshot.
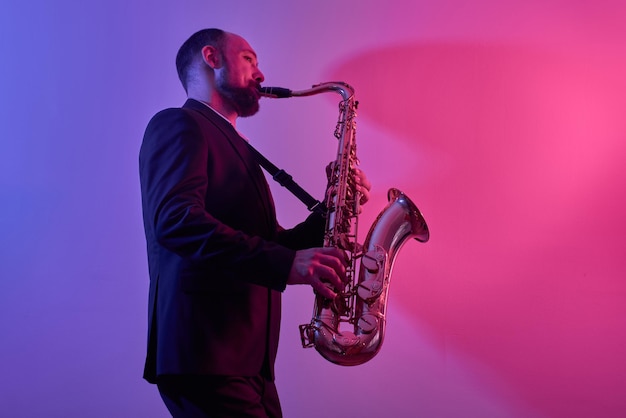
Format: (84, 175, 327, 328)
(139, 28, 370, 417)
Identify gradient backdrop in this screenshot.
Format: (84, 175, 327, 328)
(1, 1, 625, 417)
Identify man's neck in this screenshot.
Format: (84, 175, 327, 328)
(188, 93, 237, 126)
(196, 100, 236, 126)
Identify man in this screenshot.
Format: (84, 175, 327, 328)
(139, 28, 370, 417)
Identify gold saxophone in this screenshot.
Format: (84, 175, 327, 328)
(260, 82, 429, 366)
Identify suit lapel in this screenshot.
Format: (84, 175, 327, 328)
(182, 99, 277, 230)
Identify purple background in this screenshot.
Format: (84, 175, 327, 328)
(1, 1, 625, 417)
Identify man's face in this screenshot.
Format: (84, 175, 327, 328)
(215, 34, 265, 117)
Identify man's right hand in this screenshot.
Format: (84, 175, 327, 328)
(287, 247, 348, 299)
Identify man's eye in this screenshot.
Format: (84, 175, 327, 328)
(244, 56, 253, 63)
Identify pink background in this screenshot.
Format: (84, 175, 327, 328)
(1, 0, 625, 417)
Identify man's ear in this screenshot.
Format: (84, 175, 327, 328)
(201, 45, 221, 69)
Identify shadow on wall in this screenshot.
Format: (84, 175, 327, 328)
(326, 42, 626, 418)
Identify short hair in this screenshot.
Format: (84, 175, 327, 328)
(175, 28, 226, 92)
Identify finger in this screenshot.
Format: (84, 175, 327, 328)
(325, 161, 337, 179)
(318, 248, 350, 283)
(315, 263, 346, 290)
(313, 281, 337, 299)
(356, 185, 370, 204)
(353, 169, 371, 190)
(320, 247, 349, 265)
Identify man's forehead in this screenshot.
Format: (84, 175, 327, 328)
(225, 32, 257, 56)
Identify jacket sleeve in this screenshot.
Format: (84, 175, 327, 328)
(139, 108, 293, 291)
(275, 212, 326, 250)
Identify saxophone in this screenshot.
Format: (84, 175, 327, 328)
(259, 82, 430, 366)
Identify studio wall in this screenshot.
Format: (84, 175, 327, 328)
(1, 1, 625, 417)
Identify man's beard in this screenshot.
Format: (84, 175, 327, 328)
(215, 68, 260, 117)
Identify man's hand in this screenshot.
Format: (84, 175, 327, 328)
(352, 168, 371, 206)
(287, 247, 348, 299)
(326, 162, 372, 207)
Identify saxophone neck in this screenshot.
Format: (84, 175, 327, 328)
(307, 82, 354, 101)
(259, 81, 355, 101)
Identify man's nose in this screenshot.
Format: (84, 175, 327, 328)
(254, 68, 265, 83)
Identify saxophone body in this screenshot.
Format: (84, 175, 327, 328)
(260, 82, 429, 366)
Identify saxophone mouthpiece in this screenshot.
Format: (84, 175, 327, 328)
(258, 86, 293, 98)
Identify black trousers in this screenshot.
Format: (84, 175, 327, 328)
(157, 375, 282, 418)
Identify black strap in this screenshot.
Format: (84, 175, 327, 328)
(245, 142, 327, 217)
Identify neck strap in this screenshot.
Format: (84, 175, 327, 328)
(244, 142, 327, 217)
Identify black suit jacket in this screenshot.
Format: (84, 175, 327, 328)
(139, 99, 324, 383)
